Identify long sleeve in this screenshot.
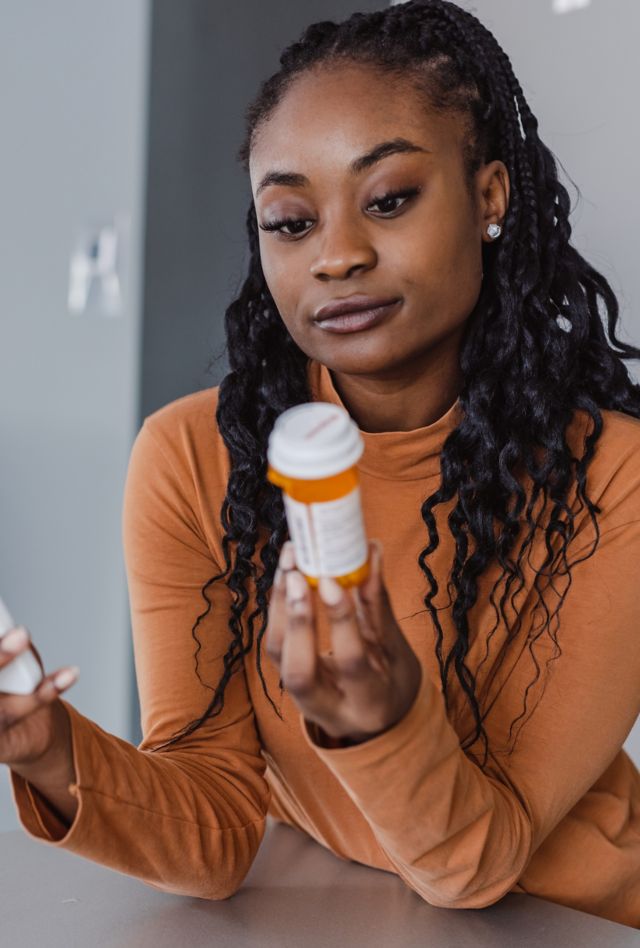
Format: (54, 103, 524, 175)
(300, 515, 640, 911)
(10, 413, 270, 899)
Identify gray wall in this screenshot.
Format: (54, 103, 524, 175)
(0, 0, 150, 829)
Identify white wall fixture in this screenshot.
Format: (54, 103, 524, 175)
(67, 215, 129, 317)
(552, 0, 591, 13)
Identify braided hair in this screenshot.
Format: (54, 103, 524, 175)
(149, 0, 640, 767)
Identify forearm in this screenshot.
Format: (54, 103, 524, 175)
(10, 700, 78, 827)
(9, 696, 270, 898)
(301, 667, 531, 909)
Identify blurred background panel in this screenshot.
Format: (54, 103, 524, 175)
(0, 0, 151, 830)
(0, 0, 385, 831)
(1, 0, 638, 833)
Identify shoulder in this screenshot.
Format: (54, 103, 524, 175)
(123, 385, 232, 567)
(133, 385, 230, 495)
(568, 405, 640, 533)
(144, 385, 221, 441)
(574, 405, 640, 478)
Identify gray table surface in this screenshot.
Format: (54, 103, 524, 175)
(1, 816, 638, 947)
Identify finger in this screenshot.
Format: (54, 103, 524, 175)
(348, 541, 385, 645)
(35, 665, 81, 701)
(351, 583, 381, 648)
(0, 665, 80, 730)
(264, 541, 296, 669)
(0, 626, 31, 669)
(280, 570, 318, 699)
(0, 627, 48, 683)
(318, 578, 371, 679)
(357, 540, 397, 642)
(350, 588, 391, 675)
(359, 539, 384, 606)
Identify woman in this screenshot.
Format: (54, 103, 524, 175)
(3, 0, 639, 929)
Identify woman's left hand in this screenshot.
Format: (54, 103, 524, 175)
(265, 539, 423, 747)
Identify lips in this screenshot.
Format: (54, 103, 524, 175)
(312, 297, 402, 334)
(313, 294, 401, 322)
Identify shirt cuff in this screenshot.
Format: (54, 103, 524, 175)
(9, 772, 74, 840)
(299, 662, 438, 762)
(298, 663, 462, 862)
(9, 697, 86, 846)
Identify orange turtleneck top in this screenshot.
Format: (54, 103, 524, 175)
(8, 359, 640, 929)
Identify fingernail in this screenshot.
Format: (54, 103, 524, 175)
(318, 576, 343, 606)
(280, 542, 296, 571)
(54, 667, 80, 690)
(1, 626, 28, 653)
(285, 570, 308, 602)
(274, 566, 284, 588)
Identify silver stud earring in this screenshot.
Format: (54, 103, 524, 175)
(487, 223, 502, 239)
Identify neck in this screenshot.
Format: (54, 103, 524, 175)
(327, 333, 464, 433)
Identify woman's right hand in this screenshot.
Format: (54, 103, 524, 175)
(0, 625, 79, 768)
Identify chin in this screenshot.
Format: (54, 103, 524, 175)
(315, 342, 405, 377)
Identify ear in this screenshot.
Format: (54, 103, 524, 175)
(476, 159, 510, 241)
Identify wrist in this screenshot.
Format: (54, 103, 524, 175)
(12, 700, 75, 788)
(306, 721, 378, 749)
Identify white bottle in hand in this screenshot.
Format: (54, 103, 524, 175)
(0, 597, 43, 694)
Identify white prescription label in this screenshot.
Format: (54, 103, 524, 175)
(283, 487, 368, 578)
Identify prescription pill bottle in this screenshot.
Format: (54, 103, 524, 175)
(267, 402, 370, 589)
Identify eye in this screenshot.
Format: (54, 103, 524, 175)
(259, 188, 421, 239)
(259, 217, 306, 237)
(367, 186, 421, 215)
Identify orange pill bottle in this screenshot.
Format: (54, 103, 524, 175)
(267, 402, 370, 589)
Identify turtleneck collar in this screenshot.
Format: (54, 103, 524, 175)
(307, 359, 464, 482)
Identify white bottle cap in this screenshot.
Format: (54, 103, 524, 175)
(267, 402, 364, 480)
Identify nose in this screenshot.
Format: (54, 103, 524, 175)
(309, 219, 377, 281)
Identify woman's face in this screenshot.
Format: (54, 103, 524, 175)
(249, 63, 509, 379)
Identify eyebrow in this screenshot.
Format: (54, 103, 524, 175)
(255, 137, 430, 197)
